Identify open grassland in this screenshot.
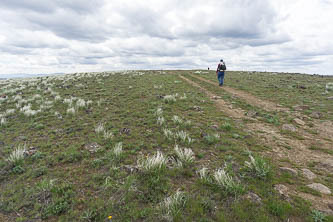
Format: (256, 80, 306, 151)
(196, 71, 333, 121)
(0, 70, 332, 222)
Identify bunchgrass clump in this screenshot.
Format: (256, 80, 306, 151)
(183, 120, 192, 129)
(137, 151, 168, 174)
(159, 190, 187, 221)
(108, 142, 123, 162)
(213, 168, 244, 196)
(64, 98, 74, 106)
(204, 133, 220, 145)
(0, 117, 7, 126)
(163, 95, 176, 103)
(174, 145, 195, 168)
(76, 99, 86, 108)
(66, 107, 76, 115)
(244, 154, 271, 179)
(6, 109, 15, 116)
(326, 82, 333, 92)
(95, 122, 105, 134)
(37, 179, 56, 193)
(197, 167, 212, 184)
(172, 115, 183, 125)
(20, 104, 41, 117)
(163, 128, 174, 140)
(7, 144, 26, 166)
(157, 116, 165, 126)
(175, 130, 193, 145)
(112, 142, 123, 158)
(180, 93, 187, 100)
(54, 95, 61, 101)
(103, 130, 114, 140)
(221, 122, 232, 131)
(155, 107, 163, 116)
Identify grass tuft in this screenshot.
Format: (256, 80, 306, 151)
(159, 190, 187, 221)
(138, 151, 168, 173)
(244, 154, 271, 179)
(213, 168, 244, 196)
(174, 144, 195, 168)
(7, 144, 26, 166)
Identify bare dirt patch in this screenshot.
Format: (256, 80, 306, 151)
(181, 74, 333, 214)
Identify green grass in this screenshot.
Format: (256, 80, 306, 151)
(194, 71, 333, 121)
(0, 70, 329, 221)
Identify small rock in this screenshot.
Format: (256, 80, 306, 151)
(319, 159, 333, 170)
(327, 96, 333, 100)
(193, 106, 202, 111)
(121, 165, 139, 173)
(121, 128, 131, 135)
(301, 168, 317, 180)
(84, 142, 100, 153)
(212, 96, 221, 100)
(279, 167, 298, 176)
(293, 105, 310, 111)
(293, 118, 306, 126)
(246, 110, 258, 118)
(274, 184, 289, 199)
(306, 183, 331, 195)
(243, 192, 262, 204)
(310, 112, 322, 119)
(201, 132, 208, 138)
(210, 125, 218, 130)
(282, 124, 297, 132)
(328, 203, 333, 211)
(24, 147, 38, 156)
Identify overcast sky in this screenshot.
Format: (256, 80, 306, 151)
(0, 0, 333, 76)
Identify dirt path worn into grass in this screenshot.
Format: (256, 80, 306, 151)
(191, 75, 333, 144)
(192, 75, 289, 113)
(180, 74, 333, 214)
(179, 75, 245, 119)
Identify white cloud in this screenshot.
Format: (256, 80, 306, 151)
(0, 0, 332, 76)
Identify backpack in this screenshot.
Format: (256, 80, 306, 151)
(219, 62, 226, 71)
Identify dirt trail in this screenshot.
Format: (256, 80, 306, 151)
(180, 75, 333, 214)
(179, 76, 245, 119)
(192, 75, 289, 112)
(191, 74, 333, 146)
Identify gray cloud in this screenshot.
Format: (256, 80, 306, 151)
(0, 0, 105, 14)
(0, 0, 332, 75)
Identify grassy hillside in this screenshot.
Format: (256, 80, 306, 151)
(0, 70, 332, 222)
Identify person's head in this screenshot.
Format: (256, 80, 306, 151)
(220, 59, 223, 62)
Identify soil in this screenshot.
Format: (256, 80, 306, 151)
(181, 74, 333, 214)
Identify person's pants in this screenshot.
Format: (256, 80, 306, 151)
(217, 71, 225, 85)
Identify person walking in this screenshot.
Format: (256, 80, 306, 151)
(216, 59, 226, 86)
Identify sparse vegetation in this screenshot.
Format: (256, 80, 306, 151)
(173, 144, 195, 168)
(244, 154, 271, 179)
(159, 190, 187, 221)
(0, 70, 331, 221)
(213, 168, 245, 196)
(7, 144, 26, 166)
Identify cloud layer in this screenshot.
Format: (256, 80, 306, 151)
(0, 0, 332, 75)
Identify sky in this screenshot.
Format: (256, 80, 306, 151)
(0, 0, 333, 76)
